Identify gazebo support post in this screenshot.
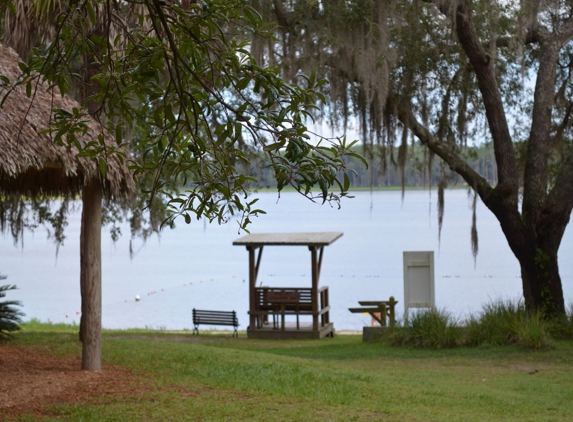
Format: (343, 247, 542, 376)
(248, 245, 263, 330)
(310, 247, 322, 331)
(79, 179, 102, 371)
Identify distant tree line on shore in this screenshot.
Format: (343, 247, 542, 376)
(249, 142, 498, 189)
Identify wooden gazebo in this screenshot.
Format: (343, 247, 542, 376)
(0, 43, 134, 370)
(233, 232, 342, 339)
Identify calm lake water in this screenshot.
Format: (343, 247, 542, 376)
(2, 189, 572, 331)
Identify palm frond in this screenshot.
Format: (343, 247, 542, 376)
(0, 284, 24, 340)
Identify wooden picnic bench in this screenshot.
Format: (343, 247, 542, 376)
(192, 309, 239, 337)
(348, 296, 398, 327)
(253, 287, 330, 331)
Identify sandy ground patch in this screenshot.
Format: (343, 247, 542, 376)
(0, 344, 141, 419)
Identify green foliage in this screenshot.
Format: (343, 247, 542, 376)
(465, 298, 528, 346)
(465, 298, 552, 349)
(386, 308, 462, 349)
(382, 300, 554, 350)
(550, 303, 573, 340)
(0, 284, 24, 340)
(509, 312, 553, 349)
(3, 0, 361, 232)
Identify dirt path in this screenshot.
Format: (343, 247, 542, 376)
(0, 344, 142, 419)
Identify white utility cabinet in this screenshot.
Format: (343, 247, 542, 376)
(403, 251, 435, 318)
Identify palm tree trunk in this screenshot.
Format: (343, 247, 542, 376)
(79, 179, 102, 371)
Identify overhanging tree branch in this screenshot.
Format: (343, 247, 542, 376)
(555, 16, 573, 46)
(544, 151, 573, 224)
(390, 97, 493, 201)
(426, 0, 519, 199)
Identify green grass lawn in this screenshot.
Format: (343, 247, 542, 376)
(9, 323, 573, 421)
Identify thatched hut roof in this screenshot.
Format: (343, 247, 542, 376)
(0, 43, 134, 197)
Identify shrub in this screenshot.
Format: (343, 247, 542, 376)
(463, 299, 553, 349)
(386, 308, 462, 349)
(0, 284, 24, 341)
(509, 312, 553, 349)
(381, 299, 554, 350)
(464, 298, 526, 346)
(549, 302, 573, 340)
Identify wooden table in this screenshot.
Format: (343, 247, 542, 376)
(348, 297, 398, 327)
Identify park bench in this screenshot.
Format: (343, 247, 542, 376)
(253, 287, 330, 330)
(192, 309, 239, 337)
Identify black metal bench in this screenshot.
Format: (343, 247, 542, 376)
(192, 309, 239, 337)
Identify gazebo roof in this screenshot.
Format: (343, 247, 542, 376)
(0, 43, 134, 197)
(233, 232, 343, 247)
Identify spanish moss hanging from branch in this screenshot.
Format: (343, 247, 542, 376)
(470, 190, 479, 266)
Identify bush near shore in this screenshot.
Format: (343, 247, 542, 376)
(382, 299, 573, 349)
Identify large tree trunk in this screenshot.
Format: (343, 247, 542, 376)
(491, 201, 568, 318)
(79, 179, 102, 371)
(518, 247, 565, 317)
(511, 234, 566, 317)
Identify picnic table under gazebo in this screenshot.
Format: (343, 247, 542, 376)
(233, 232, 342, 339)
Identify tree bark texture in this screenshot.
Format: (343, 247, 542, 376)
(519, 241, 566, 317)
(79, 179, 102, 371)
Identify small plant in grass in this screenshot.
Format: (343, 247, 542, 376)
(0, 284, 24, 341)
(385, 308, 462, 349)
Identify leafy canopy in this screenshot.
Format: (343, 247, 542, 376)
(2, 0, 365, 232)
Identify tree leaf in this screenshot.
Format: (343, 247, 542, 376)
(98, 158, 107, 179)
(85, 1, 96, 25)
(115, 124, 123, 144)
(343, 173, 350, 192)
(263, 141, 285, 152)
